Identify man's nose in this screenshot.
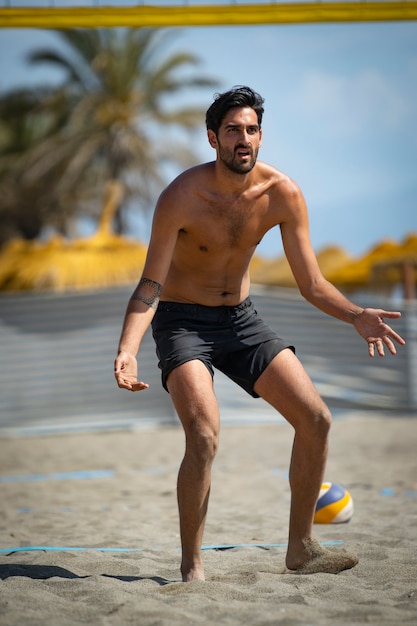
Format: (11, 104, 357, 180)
(239, 129, 251, 143)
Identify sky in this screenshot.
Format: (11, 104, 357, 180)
(0, 12, 416, 259)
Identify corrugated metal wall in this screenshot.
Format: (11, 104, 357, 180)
(0, 286, 414, 435)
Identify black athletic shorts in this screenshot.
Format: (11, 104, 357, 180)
(151, 297, 295, 398)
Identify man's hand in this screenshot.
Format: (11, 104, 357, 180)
(114, 351, 149, 391)
(353, 308, 406, 357)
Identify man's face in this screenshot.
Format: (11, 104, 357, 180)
(208, 107, 262, 175)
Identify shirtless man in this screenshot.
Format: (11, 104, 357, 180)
(114, 86, 405, 582)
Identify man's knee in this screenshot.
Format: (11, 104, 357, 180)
(307, 404, 332, 440)
(290, 399, 332, 443)
(183, 407, 219, 465)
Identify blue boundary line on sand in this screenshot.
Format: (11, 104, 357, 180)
(0, 469, 114, 483)
(0, 541, 343, 554)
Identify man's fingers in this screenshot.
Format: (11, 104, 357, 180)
(380, 310, 401, 319)
(388, 329, 406, 346)
(384, 336, 397, 356)
(376, 340, 385, 357)
(131, 381, 149, 391)
(114, 373, 148, 391)
(368, 335, 400, 358)
(114, 374, 131, 390)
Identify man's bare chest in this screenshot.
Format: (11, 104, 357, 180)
(184, 196, 272, 250)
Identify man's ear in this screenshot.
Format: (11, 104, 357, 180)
(207, 129, 217, 149)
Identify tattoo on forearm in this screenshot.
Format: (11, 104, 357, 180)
(131, 277, 162, 310)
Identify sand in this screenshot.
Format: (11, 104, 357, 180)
(0, 415, 416, 625)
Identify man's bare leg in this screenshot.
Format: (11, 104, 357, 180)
(167, 360, 220, 582)
(254, 348, 358, 574)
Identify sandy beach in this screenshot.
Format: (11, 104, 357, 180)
(1, 415, 416, 625)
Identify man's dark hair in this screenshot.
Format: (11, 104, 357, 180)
(205, 86, 265, 134)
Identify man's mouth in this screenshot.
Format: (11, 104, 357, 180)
(236, 147, 251, 158)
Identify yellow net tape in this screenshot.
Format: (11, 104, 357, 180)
(0, 3, 416, 29)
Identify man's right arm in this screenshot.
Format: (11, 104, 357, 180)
(114, 185, 182, 391)
(114, 278, 162, 391)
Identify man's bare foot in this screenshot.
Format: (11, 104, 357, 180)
(286, 538, 358, 575)
(181, 564, 205, 582)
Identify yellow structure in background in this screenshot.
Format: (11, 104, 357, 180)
(325, 234, 417, 298)
(0, 2, 416, 29)
(250, 233, 417, 299)
(0, 182, 147, 292)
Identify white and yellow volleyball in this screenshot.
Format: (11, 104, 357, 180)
(314, 482, 354, 524)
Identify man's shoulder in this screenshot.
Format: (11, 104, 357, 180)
(156, 163, 214, 215)
(257, 160, 290, 180)
(170, 162, 214, 189)
(257, 161, 301, 196)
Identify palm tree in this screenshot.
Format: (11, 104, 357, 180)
(2, 28, 217, 241)
(0, 86, 75, 245)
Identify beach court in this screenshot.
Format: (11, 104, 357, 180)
(0, 417, 416, 625)
(0, 286, 416, 624)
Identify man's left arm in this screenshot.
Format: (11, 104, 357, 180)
(278, 181, 406, 357)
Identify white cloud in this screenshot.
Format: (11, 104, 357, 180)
(288, 68, 410, 138)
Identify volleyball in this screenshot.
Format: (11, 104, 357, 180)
(314, 482, 354, 524)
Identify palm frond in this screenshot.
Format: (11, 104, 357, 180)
(0, 26, 220, 269)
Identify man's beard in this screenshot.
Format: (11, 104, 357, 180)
(218, 142, 259, 175)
